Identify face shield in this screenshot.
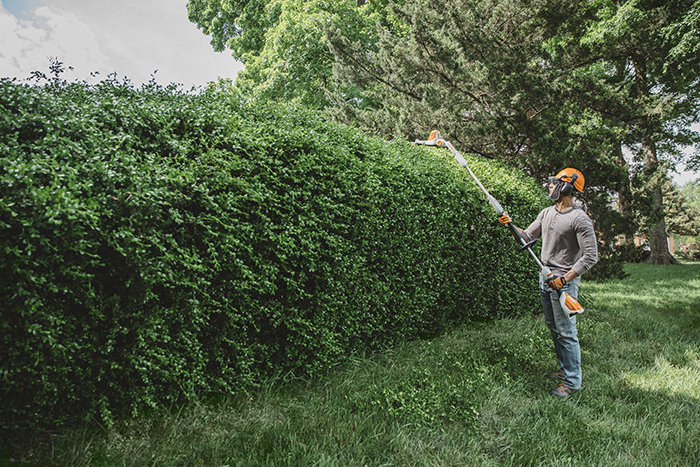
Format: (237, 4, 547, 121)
(547, 177, 563, 201)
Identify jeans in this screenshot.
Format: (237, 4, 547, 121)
(540, 276, 581, 390)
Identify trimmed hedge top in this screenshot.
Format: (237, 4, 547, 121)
(0, 77, 547, 438)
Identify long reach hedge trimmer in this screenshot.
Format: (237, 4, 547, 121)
(414, 130, 584, 318)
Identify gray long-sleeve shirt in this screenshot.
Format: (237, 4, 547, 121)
(520, 205, 598, 277)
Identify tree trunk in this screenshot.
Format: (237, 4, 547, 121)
(614, 141, 634, 246)
(632, 54, 680, 265)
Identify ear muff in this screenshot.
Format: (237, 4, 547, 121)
(560, 173, 578, 197)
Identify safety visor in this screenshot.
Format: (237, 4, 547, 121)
(547, 177, 563, 201)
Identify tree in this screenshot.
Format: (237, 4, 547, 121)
(664, 180, 700, 237)
(186, 0, 277, 58)
(665, 0, 700, 172)
(187, 0, 393, 107)
(327, 0, 640, 279)
(329, 0, 551, 156)
(574, 0, 700, 264)
(680, 179, 700, 212)
(671, 180, 700, 246)
(229, 0, 335, 107)
(327, 0, 700, 266)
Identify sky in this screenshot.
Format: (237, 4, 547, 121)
(0, 0, 244, 89)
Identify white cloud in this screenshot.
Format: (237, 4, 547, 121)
(0, 0, 242, 87)
(0, 4, 115, 81)
(0, 5, 47, 78)
(36, 6, 111, 70)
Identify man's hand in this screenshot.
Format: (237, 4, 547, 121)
(547, 276, 567, 290)
(498, 213, 511, 225)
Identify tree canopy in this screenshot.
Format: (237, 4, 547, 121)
(665, 180, 700, 237)
(187, 0, 397, 107)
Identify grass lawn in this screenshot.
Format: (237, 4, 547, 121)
(9, 262, 700, 466)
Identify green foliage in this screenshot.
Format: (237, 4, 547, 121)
(0, 76, 546, 440)
(14, 263, 700, 466)
(327, 0, 700, 266)
(230, 0, 335, 107)
(681, 179, 700, 210)
(186, 0, 278, 58)
(665, 179, 700, 237)
(189, 0, 696, 271)
(187, 0, 403, 109)
(671, 179, 700, 251)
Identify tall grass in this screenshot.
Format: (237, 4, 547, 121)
(8, 262, 700, 466)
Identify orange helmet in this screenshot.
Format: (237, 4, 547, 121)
(548, 168, 585, 200)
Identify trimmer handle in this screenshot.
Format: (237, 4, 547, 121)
(501, 219, 539, 253)
(539, 265, 563, 298)
(518, 238, 539, 252)
(503, 221, 521, 242)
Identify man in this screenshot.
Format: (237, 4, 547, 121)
(499, 168, 598, 397)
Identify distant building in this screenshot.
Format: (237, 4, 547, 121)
(679, 242, 699, 253)
(634, 235, 675, 253)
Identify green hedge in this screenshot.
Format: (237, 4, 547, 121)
(0, 77, 546, 438)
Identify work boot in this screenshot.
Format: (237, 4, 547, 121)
(549, 384, 571, 397)
(546, 370, 564, 380)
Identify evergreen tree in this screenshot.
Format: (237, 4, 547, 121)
(328, 0, 700, 266)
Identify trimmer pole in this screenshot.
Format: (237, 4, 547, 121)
(414, 130, 584, 318)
